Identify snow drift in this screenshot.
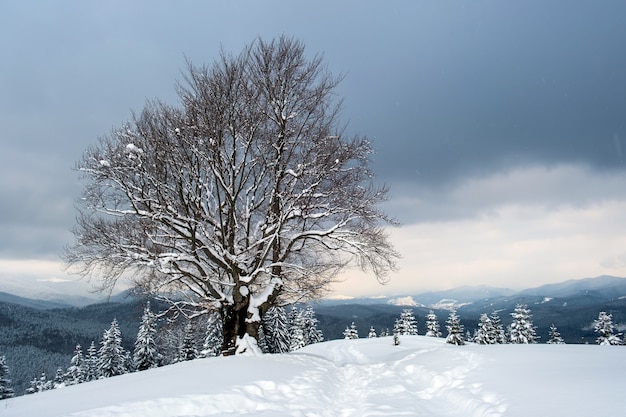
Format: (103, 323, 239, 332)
(1, 336, 624, 417)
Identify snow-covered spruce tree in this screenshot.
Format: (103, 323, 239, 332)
(344, 322, 359, 339)
(489, 311, 506, 344)
(0, 355, 14, 400)
(425, 310, 441, 338)
(65, 36, 399, 356)
(288, 307, 306, 351)
(301, 305, 324, 345)
(179, 322, 199, 361)
(201, 310, 224, 357)
(508, 304, 538, 344)
(547, 323, 565, 345)
(85, 341, 99, 381)
(262, 306, 291, 354)
(64, 344, 86, 385)
(98, 319, 127, 378)
(474, 313, 496, 345)
(134, 302, 161, 370)
(594, 311, 621, 345)
(395, 309, 418, 336)
(367, 326, 377, 338)
(445, 309, 465, 345)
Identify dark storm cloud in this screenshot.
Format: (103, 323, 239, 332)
(1, 1, 625, 261)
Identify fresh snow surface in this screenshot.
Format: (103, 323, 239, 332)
(1, 336, 625, 417)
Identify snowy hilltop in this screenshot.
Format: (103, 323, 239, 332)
(1, 336, 625, 417)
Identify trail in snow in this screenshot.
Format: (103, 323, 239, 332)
(2, 336, 625, 417)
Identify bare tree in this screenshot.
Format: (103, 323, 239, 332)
(66, 36, 399, 355)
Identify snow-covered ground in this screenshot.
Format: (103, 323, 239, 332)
(1, 336, 624, 417)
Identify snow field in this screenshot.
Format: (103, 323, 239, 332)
(1, 336, 625, 417)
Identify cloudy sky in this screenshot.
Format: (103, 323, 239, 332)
(1, 1, 626, 299)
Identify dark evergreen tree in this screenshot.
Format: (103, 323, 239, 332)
(201, 310, 224, 357)
(547, 323, 565, 344)
(134, 302, 160, 371)
(98, 319, 127, 378)
(425, 310, 441, 338)
(179, 322, 199, 361)
(594, 311, 621, 345)
(508, 304, 537, 344)
(262, 306, 291, 354)
(0, 355, 14, 400)
(445, 309, 465, 345)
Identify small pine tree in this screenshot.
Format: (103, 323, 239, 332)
(367, 326, 377, 338)
(201, 310, 224, 357)
(508, 304, 538, 344)
(301, 305, 324, 345)
(379, 328, 389, 337)
(445, 309, 465, 345)
(179, 322, 199, 361)
(0, 355, 14, 400)
(98, 319, 127, 378)
(134, 302, 160, 371)
(594, 311, 621, 345)
(85, 341, 99, 381)
(489, 311, 506, 344)
(425, 310, 441, 337)
(547, 323, 565, 344)
(394, 309, 418, 336)
(343, 322, 359, 339)
(475, 313, 496, 344)
(65, 344, 86, 385)
(262, 306, 291, 354)
(288, 307, 306, 351)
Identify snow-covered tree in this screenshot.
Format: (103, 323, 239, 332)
(547, 323, 565, 344)
(26, 372, 53, 394)
(508, 304, 537, 344)
(64, 344, 86, 385)
(262, 306, 291, 354)
(594, 311, 621, 345)
(65, 36, 399, 356)
(201, 310, 224, 357)
(85, 341, 99, 381)
(288, 307, 306, 351)
(344, 322, 359, 339)
(179, 322, 199, 361)
(394, 309, 418, 336)
(0, 355, 14, 400)
(445, 309, 465, 345)
(425, 310, 441, 338)
(367, 326, 377, 338)
(301, 305, 324, 345)
(98, 319, 127, 378)
(474, 313, 496, 344)
(134, 302, 160, 370)
(489, 311, 506, 344)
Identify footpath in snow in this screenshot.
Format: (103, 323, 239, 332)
(1, 336, 625, 417)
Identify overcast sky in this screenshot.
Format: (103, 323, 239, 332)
(1, 1, 626, 299)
